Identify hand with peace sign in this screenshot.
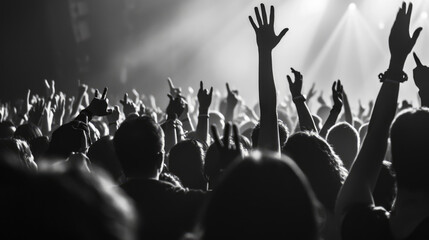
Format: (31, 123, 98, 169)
(167, 77, 182, 99)
(211, 122, 243, 171)
(413, 52, 429, 107)
(120, 93, 138, 117)
(332, 80, 343, 112)
(86, 87, 112, 116)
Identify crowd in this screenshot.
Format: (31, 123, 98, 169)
(0, 2, 428, 240)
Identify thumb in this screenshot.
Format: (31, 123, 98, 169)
(278, 28, 289, 41)
(411, 27, 423, 47)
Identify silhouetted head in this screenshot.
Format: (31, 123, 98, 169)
(0, 121, 15, 138)
(169, 139, 206, 190)
(30, 136, 49, 162)
(252, 120, 289, 149)
(14, 123, 43, 143)
(390, 108, 429, 191)
(114, 116, 165, 179)
(0, 165, 137, 240)
(196, 152, 321, 240)
(88, 136, 123, 182)
(46, 120, 90, 159)
(326, 122, 360, 170)
(283, 131, 348, 212)
(0, 138, 37, 171)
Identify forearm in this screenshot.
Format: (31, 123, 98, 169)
(319, 108, 341, 138)
(258, 49, 280, 153)
(294, 100, 317, 132)
(343, 94, 353, 125)
(196, 108, 210, 145)
(225, 105, 235, 123)
(336, 81, 399, 219)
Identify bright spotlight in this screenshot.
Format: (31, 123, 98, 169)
(348, 3, 357, 11)
(422, 12, 428, 19)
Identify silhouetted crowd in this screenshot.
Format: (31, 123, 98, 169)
(1, 3, 428, 240)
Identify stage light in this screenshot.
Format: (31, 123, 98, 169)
(422, 12, 428, 19)
(348, 3, 357, 11)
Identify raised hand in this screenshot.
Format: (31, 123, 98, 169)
(287, 68, 303, 98)
(28, 97, 45, 126)
(166, 94, 186, 120)
(226, 83, 239, 107)
(249, 4, 288, 51)
(120, 93, 138, 117)
(53, 93, 65, 126)
(197, 81, 213, 113)
(167, 77, 182, 98)
(332, 80, 343, 111)
(211, 123, 242, 170)
(44, 79, 55, 100)
(389, 2, 422, 70)
(106, 105, 120, 124)
(86, 87, 112, 116)
(413, 53, 429, 94)
(78, 80, 88, 95)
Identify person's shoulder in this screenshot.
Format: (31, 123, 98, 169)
(341, 204, 392, 240)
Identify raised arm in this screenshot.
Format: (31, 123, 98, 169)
(342, 90, 353, 125)
(412, 53, 429, 107)
(320, 80, 343, 138)
(336, 2, 422, 221)
(196, 81, 213, 145)
(249, 4, 288, 153)
(287, 68, 317, 132)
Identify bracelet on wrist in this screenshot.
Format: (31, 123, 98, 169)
(378, 69, 407, 83)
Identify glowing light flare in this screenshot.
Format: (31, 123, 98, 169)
(348, 3, 357, 11)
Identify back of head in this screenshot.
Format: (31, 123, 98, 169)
(0, 164, 136, 240)
(114, 116, 164, 178)
(326, 122, 360, 170)
(0, 138, 37, 171)
(88, 136, 123, 182)
(198, 152, 320, 240)
(390, 108, 429, 191)
(283, 131, 348, 212)
(169, 140, 206, 189)
(14, 123, 43, 143)
(46, 120, 90, 159)
(251, 121, 289, 149)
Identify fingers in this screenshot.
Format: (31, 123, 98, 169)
(226, 83, 231, 93)
(211, 125, 222, 149)
(200, 81, 203, 90)
(167, 94, 173, 101)
(249, 16, 257, 30)
(254, 6, 262, 26)
(101, 87, 108, 99)
(44, 79, 50, 88)
(124, 93, 128, 103)
(411, 27, 423, 48)
(209, 87, 213, 96)
(260, 3, 268, 25)
(287, 75, 293, 86)
(278, 28, 289, 41)
(337, 80, 343, 93)
(223, 122, 231, 148)
(232, 124, 240, 150)
(167, 77, 174, 89)
(95, 89, 100, 98)
(332, 81, 336, 93)
(269, 5, 274, 25)
(413, 52, 423, 67)
(406, 2, 413, 20)
(26, 89, 31, 103)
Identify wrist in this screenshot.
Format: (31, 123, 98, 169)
(292, 95, 306, 104)
(389, 57, 405, 71)
(199, 108, 209, 115)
